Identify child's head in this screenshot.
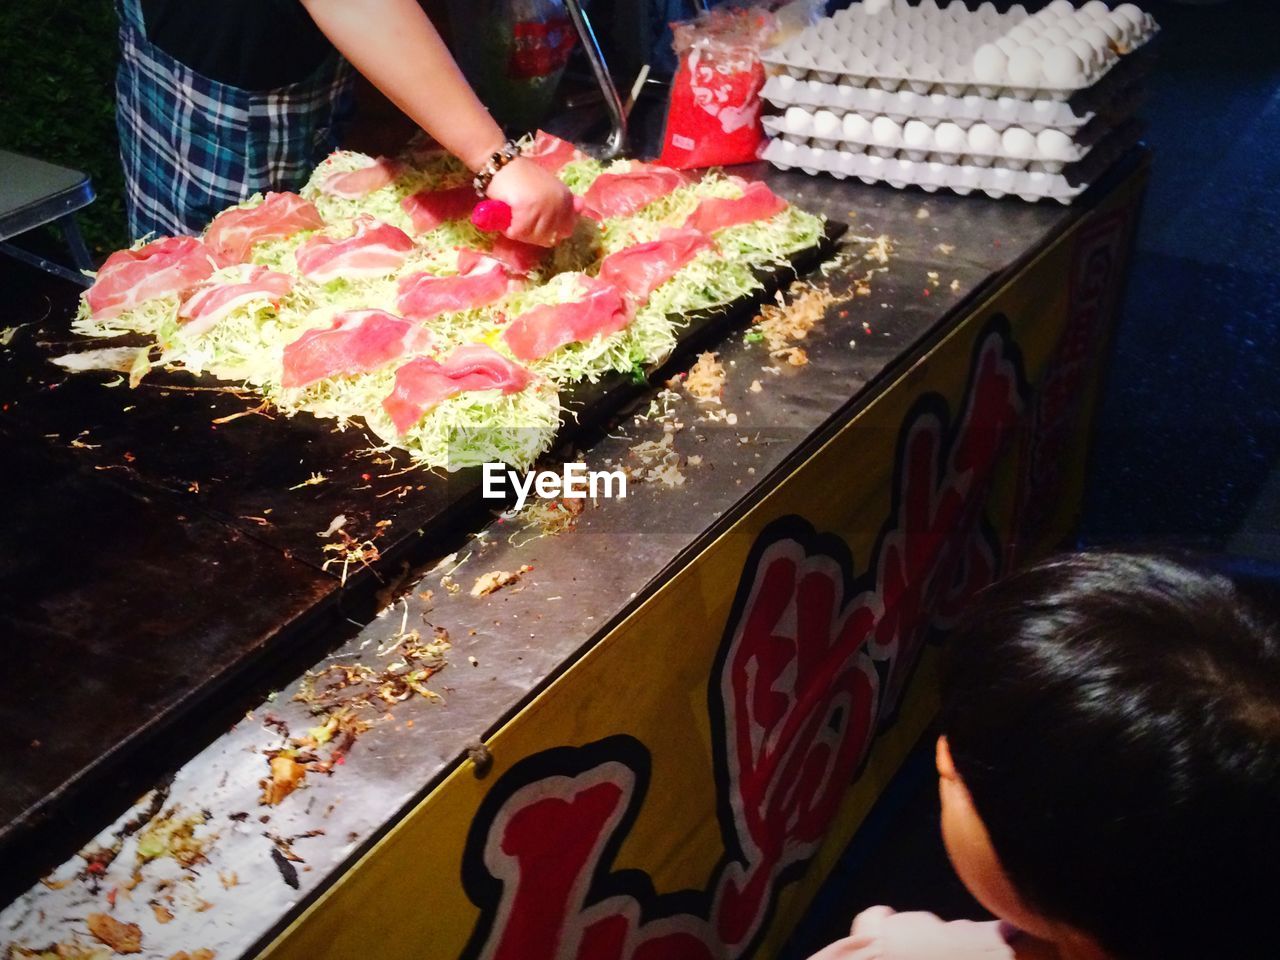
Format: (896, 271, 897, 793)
(938, 552, 1280, 960)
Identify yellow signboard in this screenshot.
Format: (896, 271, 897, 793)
(261, 166, 1144, 960)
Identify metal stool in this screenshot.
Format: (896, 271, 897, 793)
(0, 149, 97, 287)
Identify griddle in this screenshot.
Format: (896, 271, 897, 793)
(0, 220, 840, 875)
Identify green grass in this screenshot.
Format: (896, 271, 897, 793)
(0, 1, 128, 256)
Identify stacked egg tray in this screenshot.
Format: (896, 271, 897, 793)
(759, 0, 1158, 204)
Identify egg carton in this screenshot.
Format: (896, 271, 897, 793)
(763, 108, 1118, 173)
(762, 0, 1158, 103)
(760, 57, 1149, 134)
(762, 121, 1139, 204)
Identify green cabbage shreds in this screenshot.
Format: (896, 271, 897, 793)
(72, 294, 181, 339)
(164, 303, 326, 386)
(364, 378, 561, 472)
(301, 150, 431, 230)
(557, 158, 605, 195)
(714, 206, 826, 266)
(270, 367, 398, 422)
(246, 231, 314, 274)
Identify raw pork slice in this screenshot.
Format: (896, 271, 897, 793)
(502, 275, 628, 362)
(281, 309, 433, 390)
(204, 192, 324, 263)
(597, 227, 713, 311)
(580, 163, 687, 221)
(295, 217, 415, 283)
(684, 181, 787, 234)
(526, 130, 586, 173)
(401, 185, 477, 234)
(397, 255, 514, 321)
(459, 236, 546, 276)
(319, 156, 404, 199)
(178, 266, 294, 336)
(383, 344, 532, 433)
(86, 236, 224, 320)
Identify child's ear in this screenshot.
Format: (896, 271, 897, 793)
(936, 735, 959, 781)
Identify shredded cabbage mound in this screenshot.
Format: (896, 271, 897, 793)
(363, 378, 562, 472)
(71, 145, 826, 471)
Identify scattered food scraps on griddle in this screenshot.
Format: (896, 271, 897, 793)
(627, 429, 686, 487)
(470, 564, 534, 597)
(749, 281, 849, 368)
(507, 497, 585, 546)
(683, 352, 726, 404)
(135, 808, 213, 868)
(86, 914, 142, 955)
(10, 940, 111, 959)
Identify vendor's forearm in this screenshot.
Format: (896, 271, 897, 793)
(300, 0, 505, 170)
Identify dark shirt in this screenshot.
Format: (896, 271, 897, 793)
(139, 0, 336, 91)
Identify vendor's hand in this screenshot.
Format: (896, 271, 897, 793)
(486, 157, 576, 248)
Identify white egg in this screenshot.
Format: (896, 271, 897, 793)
(1046, 0, 1075, 15)
(988, 166, 1018, 195)
(812, 109, 841, 139)
(1043, 46, 1085, 86)
(968, 122, 1001, 154)
(995, 35, 1020, 56)
(1008, 46, 1044, 86)
(1041, 26, 1071, 44)
(863, 87, 888, 112)
(1080, 25, 1114, 55)
(1108, 12, 1142, 47)
(934, 121, 967, 154)
(1067, 37, 1100, 70)
(903, 119, 934, 150)
(1082, 1, 1111, 19)
(843, 113, 871, 141)
(1115, 3, 1147, 30)
(1094, 17, 1125, 44)
(971, 43, 1009, 83)
(1002, 126, 1036, 158)
(1036, 128, 1075, 161)
(871, 116, 903, 147)
(1008, 24, 1037, 45)
(784, 106, 813, 136)
(1032, 37, 1057, 55)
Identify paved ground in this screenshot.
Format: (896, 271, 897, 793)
(785, 1, 1280, 955)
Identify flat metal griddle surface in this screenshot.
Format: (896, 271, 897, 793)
(0, 219, 838, 870)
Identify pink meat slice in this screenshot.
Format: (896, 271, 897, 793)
(597, 227, 714, 311)
(319, 156, 404, 199)
(526, 130, 586, 173)
(459, 235, 547, 277)
(86, 236, 225, 320)
(177, 266, 294, 336)
(204, 192, 325, 263)
(382, 344, 532, 434)
(281, 309, 433, 390)
(294, 216, 415, 283)
(401, 185, 477, 234)
(683, 181, 788, 234)
(580, 163, 687, 221)
(501, 275, 628, 362)
(396, 255, 515, 321)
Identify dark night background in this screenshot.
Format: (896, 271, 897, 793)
(2, 0, 1277, 951)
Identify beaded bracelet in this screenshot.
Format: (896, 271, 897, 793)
(472, 140, 522, 197)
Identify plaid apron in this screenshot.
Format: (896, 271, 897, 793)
(115, 0, 354, 240)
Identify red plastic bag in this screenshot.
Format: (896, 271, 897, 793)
(659, 2, 820, 170)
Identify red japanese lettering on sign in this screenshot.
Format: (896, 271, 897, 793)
(461, 320, 1029, 960)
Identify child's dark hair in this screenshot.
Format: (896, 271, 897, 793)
(941, 552, 1280, 960)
